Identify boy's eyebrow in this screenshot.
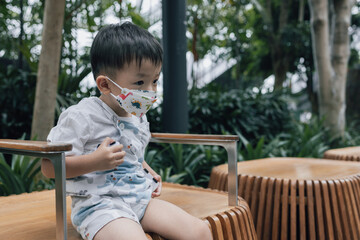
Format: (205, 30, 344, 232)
(136, 73, 160, 78)
(136, 73, 148, 77)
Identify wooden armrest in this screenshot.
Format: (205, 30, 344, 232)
(150, 133, 239, 145)
(0, 139, 72, 153)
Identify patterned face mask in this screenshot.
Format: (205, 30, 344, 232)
(106, 76, 158, 118)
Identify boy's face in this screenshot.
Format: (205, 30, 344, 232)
(109, 59, 162, 95)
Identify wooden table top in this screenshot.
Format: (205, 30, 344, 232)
(324, 146, 360, 159)
(216, 157, 360, 180)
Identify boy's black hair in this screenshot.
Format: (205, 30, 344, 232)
(90, 22, 163, 79)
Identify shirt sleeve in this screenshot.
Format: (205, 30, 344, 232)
(47, 108, 92, 156)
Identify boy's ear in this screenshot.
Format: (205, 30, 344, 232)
(96, 75, 110, 94)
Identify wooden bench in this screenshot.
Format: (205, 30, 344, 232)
(209, 157, 360, 239)
(0, 183, 256, 240)
(0, 133, 256, 240)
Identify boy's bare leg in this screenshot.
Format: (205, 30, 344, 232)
(94, 218, 148, 240)
(141, 199, 213, 240)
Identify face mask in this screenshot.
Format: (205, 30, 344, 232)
(106, 76, 158, 118)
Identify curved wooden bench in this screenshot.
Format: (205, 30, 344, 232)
(0, 133, 256, 239)
(323, 146, 360, 161)
(0, 182, 256, 240)
(209, 157, 360, 240)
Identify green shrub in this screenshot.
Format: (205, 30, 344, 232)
(0, 64, 95, 140)
(238, 117, 329, 160)
(188, 84, 294, 142)
(0, 153, 54, 196)
(148, 83, 294, 143)
(146, 143, 226, 187)
(0, 65, 36, 139)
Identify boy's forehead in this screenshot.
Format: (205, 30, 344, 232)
(114, 60, 162, 80)
(126, 59, 161, 72)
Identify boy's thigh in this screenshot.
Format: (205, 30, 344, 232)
(140, 199, 204, 239)
(94, 218, 148, 240)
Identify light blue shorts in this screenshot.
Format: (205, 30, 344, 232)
(70, 173, 153, 240)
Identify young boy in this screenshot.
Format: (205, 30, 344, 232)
(41, 22, 212, 240)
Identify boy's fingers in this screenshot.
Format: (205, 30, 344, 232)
(101, 137, 114, 147)
(111, 144, 123, 152)
(152, 185, 161, 197)
(114, 151, 126, 160)
(116, 157, 124, 166)
(153, 174, 161, 182)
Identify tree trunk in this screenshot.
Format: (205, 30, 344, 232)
(31, 0, 65, 140)
(346, 67, 360, 119)
(308, 0, 353, 138)
(272, 44, 289, 89)
(252, 0, 292, 90)
(298, 0, 305, 22)
(306, 68, 319, 115)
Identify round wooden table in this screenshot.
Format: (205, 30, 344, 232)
(208, 157, 360, 240)
(323, 146, 360, 161)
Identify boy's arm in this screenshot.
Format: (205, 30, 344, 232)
(41, 137, 126, 179)
(142, 160, 158, 177)
(41, 155, 104, 179)
(142, 160, 162, 197)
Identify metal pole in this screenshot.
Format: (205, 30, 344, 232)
(225, 143, 238, 206)
(161, 0, 188, 133)
(51, 153, 67, 240)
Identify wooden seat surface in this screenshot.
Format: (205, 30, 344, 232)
(323, 146, 360, 161)
(209, 157, 360, 240)
(210, 157, 360, 181)
(0, 182, 256, 240)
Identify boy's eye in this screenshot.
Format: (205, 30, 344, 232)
(153, 79, 159, 85)
(134, 81, 144, 86)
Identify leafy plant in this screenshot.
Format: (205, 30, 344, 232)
(188, 84, 294, 142)
(146, 143, 226, 187)
(237, 117, 336, 160)
(0, 153, 54, 196)
(275, 118, 329, 158)
(238, 133, 288, 161)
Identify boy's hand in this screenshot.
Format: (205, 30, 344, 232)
(92, 137, 125, 171)
(151, 174, 162, 198)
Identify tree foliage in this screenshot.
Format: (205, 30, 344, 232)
(1, 0, 359, 139)
(186, 0, 314, 90)
(0, 0, 151, 139)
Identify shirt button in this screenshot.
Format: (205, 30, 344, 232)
(119, 123, 125, 130)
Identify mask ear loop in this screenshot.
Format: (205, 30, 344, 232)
(105, 76, 123, 90)
(105, 76, 123, 100)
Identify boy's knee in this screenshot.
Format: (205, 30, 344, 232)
(191, 219, 212, 240)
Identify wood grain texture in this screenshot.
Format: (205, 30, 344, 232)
(208, 157, 360, 240)
(0, 182, 256, 240)
(0, 139, 72, 152)
(151, 133, 239, 141)
(323, 146, 360, 161)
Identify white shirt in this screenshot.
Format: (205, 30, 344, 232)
(47, 97, 151, 196)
